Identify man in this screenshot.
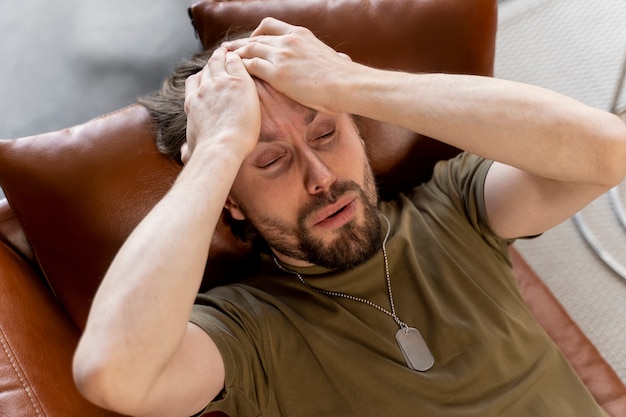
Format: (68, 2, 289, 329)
(73, 18, 626, 417)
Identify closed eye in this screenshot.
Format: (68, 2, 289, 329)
(312, 128, 337, 145)
(255, 148, 286, 169)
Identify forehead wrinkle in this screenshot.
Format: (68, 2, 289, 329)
(258, 131, 278, 143)
(258, 108, 319, 143)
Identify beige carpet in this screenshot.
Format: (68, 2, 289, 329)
(495, 0, 626, 383)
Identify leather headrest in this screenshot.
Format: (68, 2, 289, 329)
(190, 0, 496, 76)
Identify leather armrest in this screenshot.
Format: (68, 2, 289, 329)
(0, 241, 122, 417)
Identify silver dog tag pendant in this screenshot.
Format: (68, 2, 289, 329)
(395, 327, 435, 372)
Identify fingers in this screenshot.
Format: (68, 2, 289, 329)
(183, 73, 200, 116)
(206, 46, 226, 76)
(185, 72, 200, 95)
(224, 37, 273, 58)
(337, 52, 353, 62)
(221, 21, 302, 81)
(224, 50, 249, 77)
(182, 46, 257, 164)
(208, 47, 247, 77)
(222, 17, 303, 51)
(224, 41, 275, 79)
(184, 49, 249, 107)
(250, 17, 296, 37)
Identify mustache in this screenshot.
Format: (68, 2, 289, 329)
(297, 180, 363, 224)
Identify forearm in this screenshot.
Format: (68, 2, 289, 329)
(73, 144, 243, 407)
(231, 18, 626, 186)
(343, 69, 626, 185)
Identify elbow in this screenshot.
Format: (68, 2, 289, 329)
(72, 344, 150, 416)
(72, 357, 113, 411)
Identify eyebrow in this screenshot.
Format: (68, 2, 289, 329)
(258, 108, 319, 143)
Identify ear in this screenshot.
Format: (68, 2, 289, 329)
(224, 195, 246, 221)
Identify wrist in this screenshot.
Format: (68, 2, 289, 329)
(334, 64, 394, 117)
(177, 140, 247, 193)
(189, 131, 253, 165)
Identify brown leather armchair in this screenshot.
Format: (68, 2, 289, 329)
(0, 1, 624, 416)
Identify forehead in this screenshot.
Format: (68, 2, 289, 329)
(256, 83, 323, 142)
(258, 107, 319, 144)
(256, 81, 302, 113)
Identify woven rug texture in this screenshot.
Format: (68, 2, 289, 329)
(496, 0, 626, 384)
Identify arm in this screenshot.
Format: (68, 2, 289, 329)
(72, 48, 261, 417)
(227, 18, 626, 238)
(354, 71, 626, 238)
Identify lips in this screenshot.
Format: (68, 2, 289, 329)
(311, 196, 357, 229)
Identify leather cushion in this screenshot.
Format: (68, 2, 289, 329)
(0, 105, 180, 330)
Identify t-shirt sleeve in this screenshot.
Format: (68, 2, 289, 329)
(409, 152, 510, 251)
(188, 286, 272, 417)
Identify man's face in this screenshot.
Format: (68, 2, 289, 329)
(227, 83, 382, 269)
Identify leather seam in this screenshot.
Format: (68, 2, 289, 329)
(0, 324, 45, 417)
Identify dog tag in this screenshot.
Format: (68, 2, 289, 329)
(395, 327, 435, 372)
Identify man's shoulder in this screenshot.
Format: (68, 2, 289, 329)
(380, 152, 489, 201)
(197, 264, 301, 309)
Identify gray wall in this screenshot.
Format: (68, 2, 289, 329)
(0, 0, 201, 198)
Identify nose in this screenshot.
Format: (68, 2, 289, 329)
(303, 151, 337, 195)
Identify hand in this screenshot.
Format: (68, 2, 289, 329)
(181, 47, 261, 164)
(224, 17, 356, 114)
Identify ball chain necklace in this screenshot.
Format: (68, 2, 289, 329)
(273, 214, 435, 372)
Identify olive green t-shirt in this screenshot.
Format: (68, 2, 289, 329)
(190, 153, 607, 417)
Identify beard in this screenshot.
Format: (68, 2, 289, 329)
(239, 166, 383, 270)
(282, 180, 382, 270)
